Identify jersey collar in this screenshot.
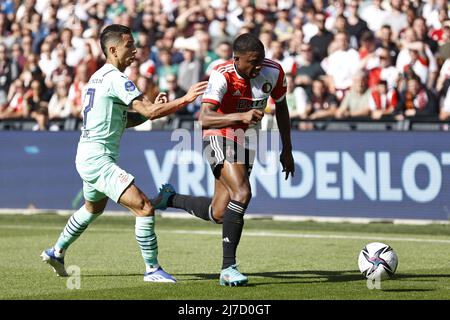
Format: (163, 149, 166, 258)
(233, 63, 244, 80)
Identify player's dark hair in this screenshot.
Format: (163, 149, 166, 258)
(233, 33, 265, 55)
(100, 24, 132, 57)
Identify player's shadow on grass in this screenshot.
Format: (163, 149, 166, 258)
(81, 271, 450, 289)
(177, 271, 450, 287)
(389, 273, 450, 282)
(381, 289, 435, 292)
(247, 270, 363, 285)
(177, 270, 362, 284)
(82, 273, 143, 277)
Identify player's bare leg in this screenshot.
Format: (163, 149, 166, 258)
(41, 198, 107, 277)
(85, 198, 109, 214)
(119, 183, 176, 283)
(156, 162, 250, 286)
(209, 179, 231, 223)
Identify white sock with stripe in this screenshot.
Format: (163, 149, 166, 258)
(54, 205, 100, 256)
(135, 216, 160, 273)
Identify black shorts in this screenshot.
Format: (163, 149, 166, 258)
(203, 136, 255, 178)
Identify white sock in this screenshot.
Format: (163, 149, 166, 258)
(53, 247, 65, 258)
(145, 264, 160, 273)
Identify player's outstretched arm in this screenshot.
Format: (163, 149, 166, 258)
(275, 97, 295, 180)
(131, 81, 207, 121)
(198, 103, 264, 129)
(126, 92, 170, 128)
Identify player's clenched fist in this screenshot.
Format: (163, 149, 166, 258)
(154, 92, 168, 104)
(241, 109, 264, 125)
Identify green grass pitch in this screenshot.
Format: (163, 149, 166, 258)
(1, 213, 450, 300)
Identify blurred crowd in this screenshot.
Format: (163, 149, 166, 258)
(0, 0, 450, 131)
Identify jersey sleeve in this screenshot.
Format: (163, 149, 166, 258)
(271, 67, 287, 103)
(109, 74, 142, 106)
(201, 69, 228, 106)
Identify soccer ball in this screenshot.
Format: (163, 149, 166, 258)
(358, 242, 398, 280)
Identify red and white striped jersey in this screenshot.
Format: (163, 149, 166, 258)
(202, 58, 287, 143)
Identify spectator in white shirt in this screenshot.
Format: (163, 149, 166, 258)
(48, 81, 71, 130)
(321, 32, 360, 102)
(396, 28, 438, 88)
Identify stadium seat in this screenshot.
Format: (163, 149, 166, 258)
(410, 123, 442, 131)
(324, 122, 352, 131)
(49, 120, 65, 131)
(64, 118, 79, 131)
(355, 122, 389, 131)
(179, 118, 195, 130)
(21, 121, 37, 131)
(1, 120, 24, 130)
(164, 117, 179, 130)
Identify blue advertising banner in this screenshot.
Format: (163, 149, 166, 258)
(1, 130, 450, 220)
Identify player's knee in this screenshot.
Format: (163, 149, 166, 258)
(85, 205, 102, 215)
(210, 203, 225, 224)
(212, 211, 224, 224)
(85, 203, 106, 215)
(135, 208, 154, 217)
(230, 188, 252, 205)
(134, 199, 154, 217)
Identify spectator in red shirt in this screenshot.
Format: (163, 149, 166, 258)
(395, 73, 439, 120)
(369, 80, 398, 120)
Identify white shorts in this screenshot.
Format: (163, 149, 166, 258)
(76, 156, 135, 203)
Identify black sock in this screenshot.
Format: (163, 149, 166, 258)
(222, 200, 246, 269)
(168, 194, 212, 222)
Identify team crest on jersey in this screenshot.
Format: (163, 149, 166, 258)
(125, 81, 136, 92)
(118, 172, 129, 184)
(262, 82, 272, 93)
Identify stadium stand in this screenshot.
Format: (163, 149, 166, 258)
(0, 0, 450, 131)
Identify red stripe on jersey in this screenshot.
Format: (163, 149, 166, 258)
(263, 59, 281, 68)
(216, 61, 234, 73)
(218, 67, 234, 74)
(262, 63, 281, 70)
(263, 58, 278, 65)
(202, 98, 220, 105)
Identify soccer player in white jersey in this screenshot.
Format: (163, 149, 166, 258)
(40, 24, 207, 282)
(155, 33, 295, 286)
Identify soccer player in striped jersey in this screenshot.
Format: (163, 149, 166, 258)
(40, 24, 207, 282)
(156, 33, 295, 286)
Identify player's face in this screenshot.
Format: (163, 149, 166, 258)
(116, 33, 137, 69)
(234, 50, 265, 79)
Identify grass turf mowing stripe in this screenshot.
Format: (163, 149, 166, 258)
(2, 224, 450, 244)
(1, 215, 450, 300)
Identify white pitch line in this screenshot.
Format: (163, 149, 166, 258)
(169, 230, 450, 244)
(2, 224, 450, 244)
